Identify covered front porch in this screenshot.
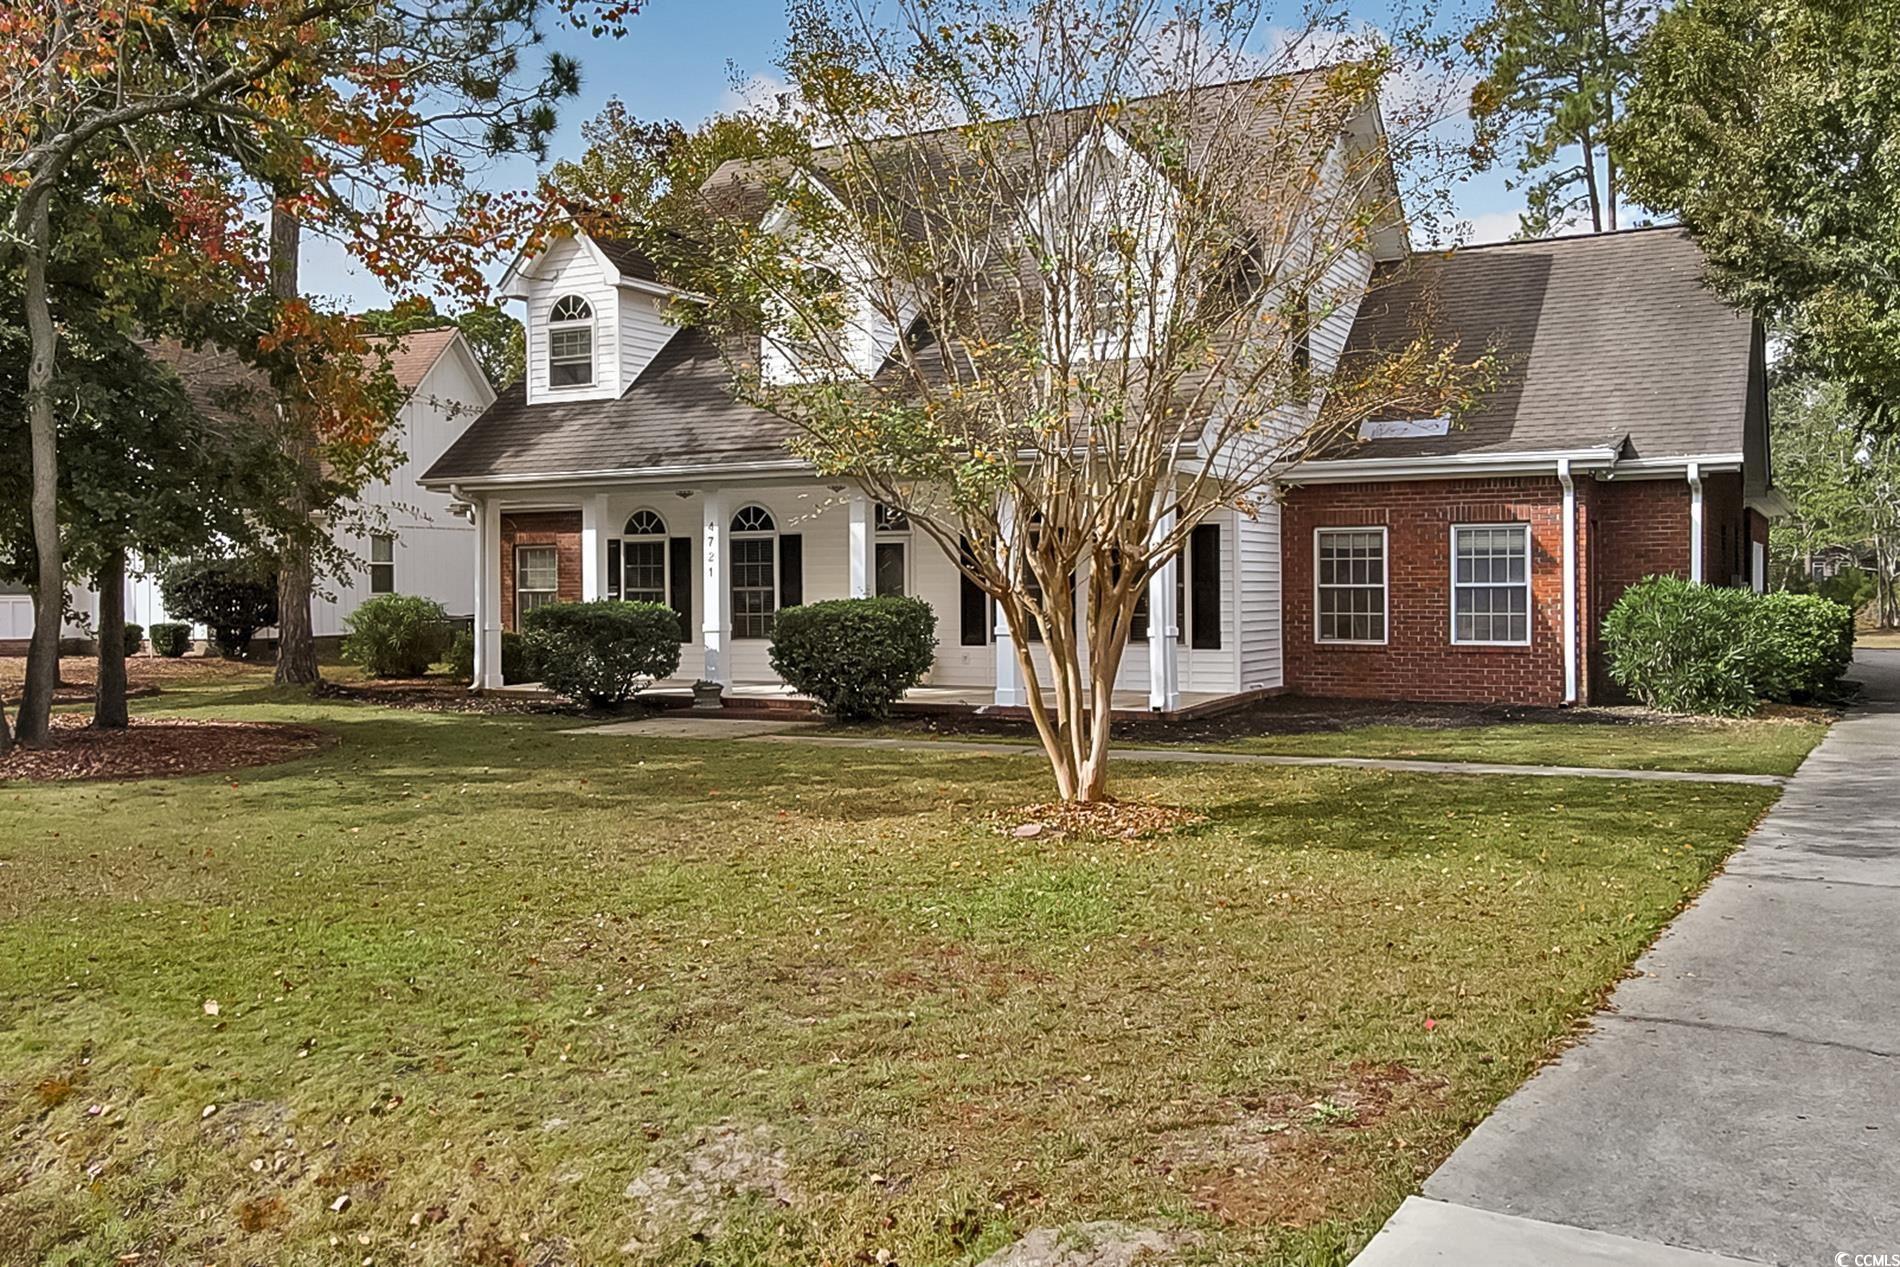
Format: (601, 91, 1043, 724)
(456, 475, 1258, 713)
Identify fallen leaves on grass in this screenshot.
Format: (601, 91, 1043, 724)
(0, 716, 331, 783)
(993, 801, 1206, 842)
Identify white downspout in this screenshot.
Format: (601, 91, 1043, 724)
(1687, 461, 1704, 583)
(1558, 459, 1578, 705)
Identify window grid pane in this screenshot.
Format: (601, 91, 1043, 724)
(1452, 525, 1531, 644)
(518, 546, 559, 618)
(730, 537, 776, 638)
(623, 539, 666, 606)
(875, 541, 907, 597)
(1316, 530, 1386, 643)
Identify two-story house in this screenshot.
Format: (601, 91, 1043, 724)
(422, 77, 1776, 711)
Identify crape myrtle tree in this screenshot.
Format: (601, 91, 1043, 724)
(621, 0, 1494, 802)
(0, 0, 637, 748)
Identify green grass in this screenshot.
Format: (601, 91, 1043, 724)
(0, 676, 1778, 1265)
(1198, 716, 1830, 776)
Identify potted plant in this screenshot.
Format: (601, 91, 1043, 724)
(691, 679, 724, 711)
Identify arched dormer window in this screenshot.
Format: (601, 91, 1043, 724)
(621, 509, 668, 607)
(547, 294, 594, 387)
(729, 505, 778, 639)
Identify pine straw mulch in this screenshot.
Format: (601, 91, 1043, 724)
(315, 677, 554, 714)
(0, 714, 332, 783)
(992, 799, 1207, 842)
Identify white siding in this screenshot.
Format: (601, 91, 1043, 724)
(523, 236, 620, 406)
(1237, 502, 1283, 690)
(617, 289, 680, 392)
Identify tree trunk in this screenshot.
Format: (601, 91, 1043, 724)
(17, 191, 62, 748)
(94, 544, 129, 730)
(1578, 126, 1605, 233)
(268, 201, 322, 687)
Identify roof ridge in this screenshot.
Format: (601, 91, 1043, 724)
(1438, 222, 1688, 255)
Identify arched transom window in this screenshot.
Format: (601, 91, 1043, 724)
(729, 505, 777, 638)
(621, 509, 668, 607)
(547, 294, 593, 387)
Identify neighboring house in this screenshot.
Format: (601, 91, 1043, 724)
(421, 85, 1775, 711)
(10, 327, 494, 653)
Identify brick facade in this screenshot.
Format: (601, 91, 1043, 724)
(1282, 474, 1762, 707)
(499, 512, 582, 631)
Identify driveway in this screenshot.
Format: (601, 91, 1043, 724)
(1357, 649, 1900, 1266)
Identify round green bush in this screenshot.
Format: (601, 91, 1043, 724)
(1750, 591, 1855, 703)
(1602, 576, 1760, 716)
(121, 623, 144, 658)
(148, 622, 192, 658)
(160, 558, 277, 658)
(447, 628, 532, 685)
(342, 594, 454, 678)
(768, 596, 937, 721)
(522, 600, 682, 706)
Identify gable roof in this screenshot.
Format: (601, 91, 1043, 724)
(1319, 226, 1759, 465)
(364, 326, 462, 393)
(421, 328, 797, 486)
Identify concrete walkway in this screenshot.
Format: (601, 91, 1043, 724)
(1356, 649, 1900, 1267)
(743, 733, 1787, 786)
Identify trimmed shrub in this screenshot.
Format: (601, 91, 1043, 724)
(446, 629, 531, 685)
(522, 600, 682, 706)
(1751, 591, 1855, 703)
(768, 596, 937, 721)
(1602, 576, 1760, 716)
(121, 623, 144, 657)
(149, 622, 192, 658)
(342, 594, 454, 678)
(160, 558, 277, 658)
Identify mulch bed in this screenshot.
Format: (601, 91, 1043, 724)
(994, 800, 1207, 841)
(315, 677, 553, 714)
(0, 715, 332, 783)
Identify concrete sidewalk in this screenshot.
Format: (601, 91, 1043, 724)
(1357, 650, 1900, 1267)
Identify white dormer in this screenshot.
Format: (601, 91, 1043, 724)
(498, 221, 689, 405)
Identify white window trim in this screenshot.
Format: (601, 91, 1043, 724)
(516, 544, 560, 618)
(1313, 525, 1389, 647)
(546, 294, 595, 391)
(368, 533, 396, 595)
(729, 504, 779, 640)
(620, 510, 669, 607)
(1449, 522, 1533, 647)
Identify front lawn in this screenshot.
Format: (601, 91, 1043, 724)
(0, 678, 1776, 1265)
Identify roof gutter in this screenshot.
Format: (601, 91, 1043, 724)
(1283, 447, 1622, 484)
(419, 455, 816, 494)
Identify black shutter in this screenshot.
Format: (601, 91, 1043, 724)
(606, 539, 621, 601)
(668, 536, 692, 641)
(959, 538, 989, 646)
(778, 534, 803, 609)
(1190, 522, 1222, 650)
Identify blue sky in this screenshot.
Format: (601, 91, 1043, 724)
(303, 0, 1530, 310)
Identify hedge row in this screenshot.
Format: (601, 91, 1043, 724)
(1602, 576, 1855, 716)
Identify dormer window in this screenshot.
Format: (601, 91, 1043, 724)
(547, 294, 594, 388)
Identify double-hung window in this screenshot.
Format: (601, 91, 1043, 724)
(547, 294, 594, 388)
(874, 502, 909, 598)
(1315, 528, 1387, 644)
(621, 509, 668, 606)
(516, 545, 560, 619)
(368, 534, 396, 594)
(729, 505, 778, 639)
(1451, 524, 1531, 645)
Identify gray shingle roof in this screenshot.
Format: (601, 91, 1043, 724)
(1321, 227, 1758, 463)
(421, 328, 798, 483)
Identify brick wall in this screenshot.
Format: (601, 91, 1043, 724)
(499, 512, 582, 631)
(1282, 477, 1574, 705)
(1281, 473, 1745, 707)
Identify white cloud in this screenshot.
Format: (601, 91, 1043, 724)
(1459, 209, 1524, 244)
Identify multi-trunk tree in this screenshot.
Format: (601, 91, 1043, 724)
(612, 0, 1492, 802)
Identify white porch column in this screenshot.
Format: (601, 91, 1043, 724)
(1147, 508, 1181, 713)
(580, 493, 610, 601)
(475, 495, 503, 689)
(701, 491, 730, 684)
(847, 493, 875, 598)
(993, 496, 1025, 707)
(1687, 461, 1705, 583)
